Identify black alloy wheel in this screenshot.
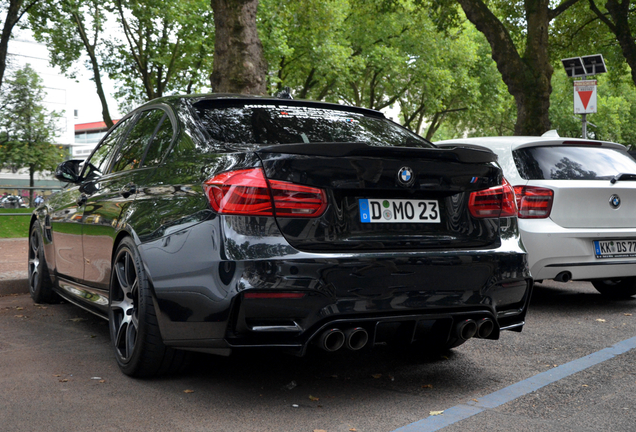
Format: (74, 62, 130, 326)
(27, 220, 55, 303)
(109, 237, 188, 377)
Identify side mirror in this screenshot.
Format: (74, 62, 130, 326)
(54, 160, 83, 183)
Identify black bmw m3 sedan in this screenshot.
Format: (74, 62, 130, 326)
(28, 94, 531, 377)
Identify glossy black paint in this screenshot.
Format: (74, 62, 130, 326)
(32, 94, 531, 358)
(257, 147, 502, 251)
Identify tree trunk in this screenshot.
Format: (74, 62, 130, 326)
(457, 0, 580, 136)
(516, 0, 554, 136)
(0, 0, 24, 89)
(71, 11, 114, 128)
(210, 0, 267, 94)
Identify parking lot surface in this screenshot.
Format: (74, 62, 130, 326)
(1, 238, 635, 431)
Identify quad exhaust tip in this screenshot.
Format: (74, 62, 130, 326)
(317, 327, 369, 352)
(476, 318, 495, 339)
(317, 328, 345, 352)
(456, 318, 495, 340)
(344, 327, 369, 351)
(456, 319, 477, 341)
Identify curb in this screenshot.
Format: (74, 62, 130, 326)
(0, 278, 29, 296)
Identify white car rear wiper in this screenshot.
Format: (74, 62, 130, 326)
(610, 173, 636, 183)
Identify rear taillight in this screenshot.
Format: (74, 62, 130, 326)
(203, 168, 327, 217)
(468, 178, 517, 218)
(513, 186, 553, 219)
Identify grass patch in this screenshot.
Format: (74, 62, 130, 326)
(0, 208, 32, 238)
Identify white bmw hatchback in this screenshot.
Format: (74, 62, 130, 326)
(436, 136, 636, 299)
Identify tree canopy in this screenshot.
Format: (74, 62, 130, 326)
(0, 64, 65, 202)
(12, 0, 636, 144)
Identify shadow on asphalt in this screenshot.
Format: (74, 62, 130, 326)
(44, 296, 481, 392)
(178, 345, 483, 399)
(530, 281, 636, 311)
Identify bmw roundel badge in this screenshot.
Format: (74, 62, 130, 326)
(397, 166, 415, 187)
(609, 194, 621, 209)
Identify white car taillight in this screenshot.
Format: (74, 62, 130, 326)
(513, 186, 554, 219)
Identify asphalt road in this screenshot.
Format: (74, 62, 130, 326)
(1, 237, 635, 432)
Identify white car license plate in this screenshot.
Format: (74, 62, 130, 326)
(359, 198, 440, 223)
(594, 240, 636, 259)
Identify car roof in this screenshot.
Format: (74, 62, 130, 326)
(435, 136, 626, 152)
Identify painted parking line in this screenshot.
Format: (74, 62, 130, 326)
(393, 335, 636, 432)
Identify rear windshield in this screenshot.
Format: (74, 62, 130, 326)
(194, 103, 433, 148)
(513, 145, 636, 180)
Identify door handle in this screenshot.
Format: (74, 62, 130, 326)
(120, 183, 137, 198)
(76, 194, 87, 206)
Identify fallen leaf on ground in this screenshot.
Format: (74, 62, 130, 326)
(371, 374, 382, 379)
(16, 307, 23, 310)
(59, 379, 68, 383)
(313, 430, 327, 432)
(183, 389, 194, 393)
(429, 410, 444, 416)
(99, 380, 106, 383)
(624, 313, 632, 316)
(350, 428, 357, 431)
(596, 319, 606, 322)
(582, 384, 589, 387)
(309, 395, 319, 401)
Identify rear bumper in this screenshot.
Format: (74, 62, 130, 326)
(139, 217, 531, 354)
(520, 219, 636, 280)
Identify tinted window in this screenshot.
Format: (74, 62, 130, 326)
(513, 145, 636, 180)
(83, 117, 133, 180)
(112, 109, 166, 173)
(195, 104, 432, 148)
(142, 113, 173, 167)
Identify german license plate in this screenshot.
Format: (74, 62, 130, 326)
(594, 240, 636, 259)
(359, 198, 440, 223)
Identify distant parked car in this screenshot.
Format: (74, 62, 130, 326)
(1, 195, 27, 208)
(437, 136, 636, 299)
(29, 94, 532, 377)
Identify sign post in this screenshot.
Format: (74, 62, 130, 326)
(561, 54, 607, 138)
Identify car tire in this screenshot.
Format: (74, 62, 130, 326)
(28, 221, 57, 303)
(591, 277, 636, 299)
(109, 237, 189, 377)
